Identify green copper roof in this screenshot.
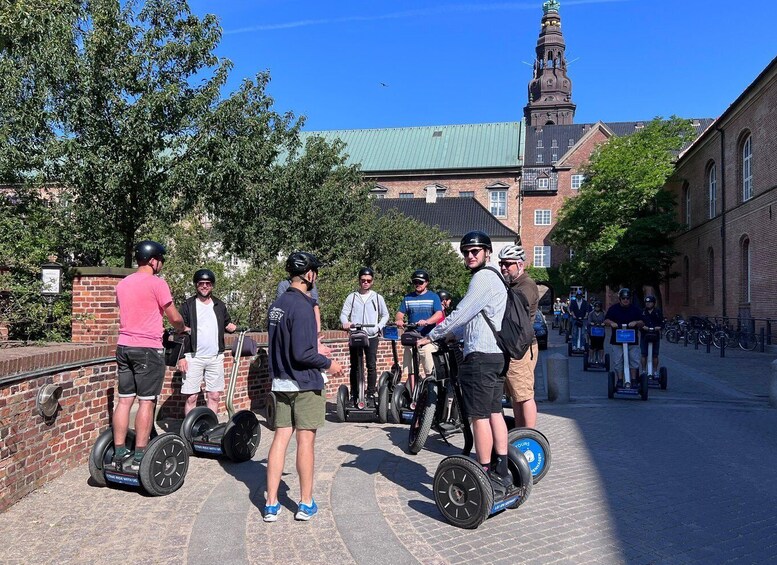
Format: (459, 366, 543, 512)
(301, 121, 525, 173)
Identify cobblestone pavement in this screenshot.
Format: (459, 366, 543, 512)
(2, 329, 777, 564)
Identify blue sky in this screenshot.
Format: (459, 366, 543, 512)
(188, 0, 777, 131)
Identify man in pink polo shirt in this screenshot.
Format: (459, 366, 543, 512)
(112, 240, 185, 470)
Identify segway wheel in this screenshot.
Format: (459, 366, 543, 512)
(89, 428, 136, 487)
(605, 354, 611, 371)
(640, 373, 649, 401)
(139, 433, 189, 496)
(434, 455, 493, 529)
(583, 357, 589, 371)
(508, 427, 551, 485)
(264, 392, 277, 431)
(378, 371, 392, 392)
(377, 384, 390, 424)
(608, 371, 615, 399)
(659, 367, 668, 390)
(222, 410, 260, 462)
(181, 406, 219, 456)
(506, 444, 535, 509)
(390, 383, 409, 425)
(408, 379, 438, 455)
(336, 384, 349, 423)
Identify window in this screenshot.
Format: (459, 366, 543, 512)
(742, 237, 751, 303)
(459, 191, 474, 198)
(537, 177, 549, 189)
(742, 135, 753, 201)
(534, 246, 551, 267)
(436, 188, 446, 199)
(537, 153, 543, 164)
(490, 190, 507, 217)
(708, 163, 717, 219)
(399, 192, 413, 199)
(537, 139, 543, 149)
(568, 138, 574, 148)
(373, 192, 385, 199)
(571, 174, 585, 190)
(706, 248, 714, 305)
(534, 209, 551, 225)
(569, 248, 575, 260)
(230, 254, 240, 267)
(551, 139, 558, 148)
(551, 153, 558, 163)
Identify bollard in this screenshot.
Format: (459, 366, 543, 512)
(546, 353, 570, 403)
(706, 339, 711, 354)
(770, 360, 777, 408)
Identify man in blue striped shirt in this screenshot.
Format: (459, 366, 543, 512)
(419, 231, 512, 493)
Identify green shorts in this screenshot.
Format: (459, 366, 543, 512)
(274, 390, 326, 430)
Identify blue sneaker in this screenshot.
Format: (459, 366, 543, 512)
(263, 502, 281, 522)
(295, 499, 318, 521)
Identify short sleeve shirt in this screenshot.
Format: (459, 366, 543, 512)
(605, 303, 643, 345)
(116, 272, 173, 348)
(398, 291, 442, 336)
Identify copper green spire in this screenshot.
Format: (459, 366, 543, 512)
(543, 0, 560, 14)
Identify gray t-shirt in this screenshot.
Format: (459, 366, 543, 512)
(276, 279, 319, 304)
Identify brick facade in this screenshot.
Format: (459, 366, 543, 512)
(71, 268, 134, 344)
(665, 60, 777, 322)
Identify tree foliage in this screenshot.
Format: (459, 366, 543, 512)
(552, 117, 696, 296)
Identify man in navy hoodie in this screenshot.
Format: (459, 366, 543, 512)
(264, 252, 343, 523)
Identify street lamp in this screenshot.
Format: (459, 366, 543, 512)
(41, 257, 63, 333)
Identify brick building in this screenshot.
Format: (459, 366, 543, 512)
(664, 56, 777, 323)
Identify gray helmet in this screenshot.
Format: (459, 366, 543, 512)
(460, 230, 492, 252)
(437, 289, 452, 301)
(286, 252, 322, 276)
(193, 269, 216, 286)
(134, 240, 166, 265)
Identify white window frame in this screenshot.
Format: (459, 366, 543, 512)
(536, 153, 543, 164)
(399, 192, 413, 199)
(742, 135, 753, 201)
(571, 174, 584, 190)
(534, 209, 551, 225)
(489, 190, 507, 218)
(533, 246, 551, 267)
(708, 164, 717, 219)
(459, 191, 474, 198)
(537, 177, 550, 189)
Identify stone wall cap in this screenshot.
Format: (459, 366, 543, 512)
(73, 267, 135, 277)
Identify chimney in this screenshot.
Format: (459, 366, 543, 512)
(425, 185, 437, 203)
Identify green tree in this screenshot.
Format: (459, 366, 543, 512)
(552, 117, 695, 297)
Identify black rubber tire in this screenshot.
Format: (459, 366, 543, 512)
(222, 410, 260, 462)
(264, 392, 277, 431)
(605, 354, 611, 371)
(378, 371, 392, 391)
(665, 329, 679, 344)
(739, 332, 759, 351)
(659, 366, 668, 390)
(139, 433, 189, 496)
(336, 384, 349, 423)
(608, 371, 615, 399)
(408, 379, 438, 455)
(506, 443, 535, 509)
(89, 428, 136, 487)
(508, 427, 551, 485)
(391, 383, 410, 425)
(377, 384, 390, 424)
(433, 455, 493, 529)
(181, 406, 219, 456)
(640, 372, 649, 401)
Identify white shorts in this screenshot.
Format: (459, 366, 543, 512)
(181, 353, 225, 394)
(610, 343, 640, 371)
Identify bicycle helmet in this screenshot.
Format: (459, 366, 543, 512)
(193, 269, 216, 286)
(410, 269, 430, 283)
(594, 300, 602, 308)
(645, 295, 656, 304)
(618, 288, 631, 299)
(358, 267, 374, 279)
(498, 244, 526, 262)
(134, 240, 166, 265)
(437, 289, 452, 301)
(459, 230, 492, 252)
(286, 252, 322, 276)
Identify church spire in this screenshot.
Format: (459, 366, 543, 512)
(524, 0, 576, 126)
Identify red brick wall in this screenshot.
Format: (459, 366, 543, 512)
(71, 268, 134, 344)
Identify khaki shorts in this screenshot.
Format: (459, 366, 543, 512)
(402, 342, 439, 376)
(504, 342, 538, 403)
(274, 390, 326, 430)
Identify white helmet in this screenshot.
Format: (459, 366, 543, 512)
(498, 244, 526, 262)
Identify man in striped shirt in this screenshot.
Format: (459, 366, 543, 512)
(418, 231, 512, 493)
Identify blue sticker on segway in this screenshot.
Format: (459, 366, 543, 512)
(193, 442, 224, 455)
(492, 494, 522, 514)
(401, 410, 414, 423)
(590, 326, 605, 337)
(382, 326, 399, 341)
(615, 329, 636, 344)
(510, 438, 545, 477)
(105, 472, 141, 487)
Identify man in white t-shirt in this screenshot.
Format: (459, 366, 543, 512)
(177, 269, 237, 414)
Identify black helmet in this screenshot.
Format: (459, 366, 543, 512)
(193, 269, 216, 286)
(460, 230, 492, 252)
(645, 295, 656, 304)
(134, 240, 166, 265)
(438, 289, 452, 301)
(286, 252, 322, 276)
(358, 267, 374, 279)
(594, 300, 602, 308)
(411, 269, 430, 283)
(618, 288, 631, 299)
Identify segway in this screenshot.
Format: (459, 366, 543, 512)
(608, 324, 648, 401)
(432, 345, 534, 529)
(567, 318, 586, 357)
(336, 324, 379, 422)
(583, 323, 609, 372)
(180, 329, 261, 461)
(390, 323, 424, 425)
(377, 323, 401, 424)
(89, 398, 189, 496)
(641, 327, 667, 390)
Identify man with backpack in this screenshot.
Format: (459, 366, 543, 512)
(498, 244, 539, 428)
(418, 231, 513, 495)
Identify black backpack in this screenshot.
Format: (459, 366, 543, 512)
(481, 267, 534, 361)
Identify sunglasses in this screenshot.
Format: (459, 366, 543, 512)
(196, 282, 213, 287)
(412, 280, 426, 285)
(462, 248, 483, 257)
(499, 261, 517, 267)
(360, 278, 373, 283)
